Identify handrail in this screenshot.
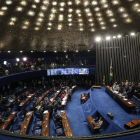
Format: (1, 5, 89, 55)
(0, 127, 140, 139)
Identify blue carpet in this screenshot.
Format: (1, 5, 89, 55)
(65, 87, 93, 136)
(90, 87, 140, 130)
(65, 86, 140, 136)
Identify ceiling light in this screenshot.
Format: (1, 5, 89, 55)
(6, 0, 12, 5)
(35, 27, 39, 30)
(28, 11, 35, 16)
(8, 50, 11, 53)
(23, 57, 27, 61)
(1, 7, 8, 11)
(31, 51, 33, 53)
(117, 35, 122, 38)
(92, 1, 98, 5)
(52, 1, 57, 5)
(113, 36, 116, 39)
(34, 0, 40, 3)
(130, 32, 135, 36)
(22, 26, 27, 29)
(20, 51, 23, 53)
(68, 23, 72, 26)
(106, 36, 111, 40)
(68, 1, 72, 5)
(16, 7, 23, 11)
(32, 5, 37, 8)
(60, 2, 65, 7)
(0, 11, 4, 16)
(95, 37, 101, 42)
(76, 50, 78, 52)
(9, 22, 14, 25)
(16, 58, 20, 62)
(21, 1, 27, 6)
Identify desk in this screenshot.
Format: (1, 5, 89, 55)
(19, 89, 42, 107)
(86, 116, 99, 132)
(41, 110, 49, 136)
(93, 85, 101, 89)
(50, 90, 62, 104)
(37, 89, 52, 104)
(105, 86, 136, 113)
(0, 111, 17, 130)
(61, 110, 73, 136)
(124, 119, 140, 129)
(5, 90, 31, 107)
(19, 111, 33, 134)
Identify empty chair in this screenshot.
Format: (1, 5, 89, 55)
(32, 126, 41, 135)
(34, 120, 42, 128)
(9, 125, 19, 133)
(55, 127, 63, 136)
(17, 111, 24, 121)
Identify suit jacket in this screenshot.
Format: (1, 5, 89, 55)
(48, 104, 53, 113)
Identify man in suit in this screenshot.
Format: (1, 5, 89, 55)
(92, 117, 103, 129)
(5, 108, 11, 117)
(55, 113, 62, 124)
(48, 102, 53, 118)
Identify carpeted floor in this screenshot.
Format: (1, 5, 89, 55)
(57, 86, 140, 136)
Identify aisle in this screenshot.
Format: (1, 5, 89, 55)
(65, 87, 93, 136)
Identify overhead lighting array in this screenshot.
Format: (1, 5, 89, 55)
(0, 0, 139, 32)
(95, 32, 136, 42)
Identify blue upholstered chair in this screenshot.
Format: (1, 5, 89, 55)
(9, 125, 20, 133)
(34, 120, 42, 128)
(32, 126, 41, 135)
(56, 127, 63, 136)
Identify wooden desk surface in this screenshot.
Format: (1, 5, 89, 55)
(105, 86, 136, 108)
(19, 89, 42, 107)
(86, 116, 99, 132)
(19, 111, 33, 134)
(61, 110, 74, 137)
(5, 90, 31, 107)
(37, 89, 52, 104)
(124, 119, 140, 129)
(50, 90, 61, 104)
(41, 110, 49, 136)
(93, 85, 101, 88)
(0, 111, 17, 130)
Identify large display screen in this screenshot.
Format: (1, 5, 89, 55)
(47, 68, 89, 76)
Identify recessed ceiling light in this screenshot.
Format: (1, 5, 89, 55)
(95, 37, 101, 42)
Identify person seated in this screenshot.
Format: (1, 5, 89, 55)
(0, 112, 6, 125)
(116, 85, 121, 92)
(81, 93, 88, 104)
(7, 96, 13, 103)
(55, 113, 62, 125)
(61, 92, 65, 99)
(91, 117, 103, 129)
(5, 108, 11, 118)
(112, 82, 117, 91)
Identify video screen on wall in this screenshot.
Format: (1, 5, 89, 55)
(47, 68, 89, 76)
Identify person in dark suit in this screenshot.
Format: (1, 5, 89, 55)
(48, 102, 53, 118)
(53, 100, 58, 113)
(120, 81, 125, 93)
(131, 82, 135, 95)
(55, 113, 62, 124)
(5, 108, 11, 117)
(127, 85, 132, 99)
